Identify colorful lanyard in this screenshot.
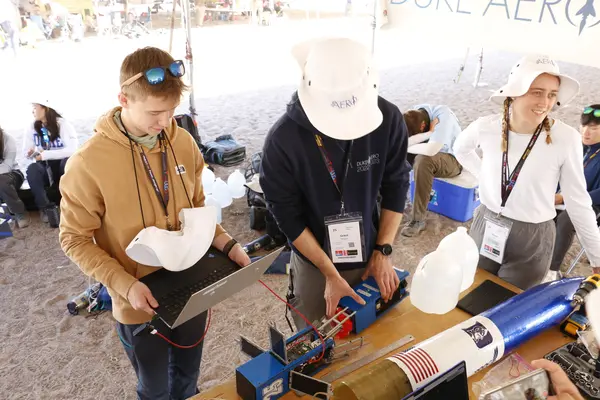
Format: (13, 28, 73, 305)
(500, 124, 543, 210)
(584, 148, 600, 169)
(314, 134, 354, 215)
(137, 135, 171, 230)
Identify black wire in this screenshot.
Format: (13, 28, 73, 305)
(163, 133, 193, 208)
(118, 113, 147, 229)
(128, 137, 147, 229)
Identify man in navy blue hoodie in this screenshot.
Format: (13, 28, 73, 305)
(260, 37, 411, 329)
(549, 105, 600, 279)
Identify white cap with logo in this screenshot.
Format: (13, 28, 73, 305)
(292, 37, 383, 141)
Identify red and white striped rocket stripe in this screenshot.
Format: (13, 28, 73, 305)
(390, 348, 439, 384)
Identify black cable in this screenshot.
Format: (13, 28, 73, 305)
(164, 133, 193, 208)
(128, 137, 147, 229)
(118, 113, 147, 229)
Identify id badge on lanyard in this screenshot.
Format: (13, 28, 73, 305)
(480, 122, 541, 264)
(315, 135, 366, 263)
(325, 212, 366, 264)
(481, 215, 512, 264)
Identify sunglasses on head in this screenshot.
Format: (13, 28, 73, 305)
(583, 106, 600, 118)
(121, 60, 185, 87)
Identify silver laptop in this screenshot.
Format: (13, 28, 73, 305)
(141, 247, 285, 329)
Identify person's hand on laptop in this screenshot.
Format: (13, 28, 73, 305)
(127, 281, 159, 315)
(228, 243, 251, 267)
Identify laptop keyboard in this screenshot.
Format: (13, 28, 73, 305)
(158, 263, 239, 322)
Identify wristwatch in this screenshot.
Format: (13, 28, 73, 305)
(374, 243, 393, 256)
(223, 238, 239, 257)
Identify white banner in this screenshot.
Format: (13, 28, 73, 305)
(384, 0, 600, 68)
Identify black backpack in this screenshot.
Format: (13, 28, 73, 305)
(174, 114, 202, 149)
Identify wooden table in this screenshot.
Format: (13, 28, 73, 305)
(194, 269, 572, 399)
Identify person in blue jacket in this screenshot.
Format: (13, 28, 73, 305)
(549, 105, 600, 279)
(259, 37, 411, 329)
(400, 104, 463, 237)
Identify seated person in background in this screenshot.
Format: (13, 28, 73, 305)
(0, 125, 29, 228)
(400, 104, 462, 237)
(23, 99, 78, 224)
(548, 105, 600, 280)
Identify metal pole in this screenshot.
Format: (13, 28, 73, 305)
(371, 0, 377, 55)
(472, 47, 488, 88)
(453, 47, 470, 84)
(181, 0, 199, 134)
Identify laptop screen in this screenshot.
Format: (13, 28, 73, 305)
(401, 361, 469, 400)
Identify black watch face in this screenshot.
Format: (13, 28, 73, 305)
(383, 244, 392, 256)
(378, 244, 392, 256)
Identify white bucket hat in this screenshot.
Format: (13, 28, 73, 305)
(490, 54, 580, 108)
(292, 37, 383, 140)
(125, 206, 217, 272)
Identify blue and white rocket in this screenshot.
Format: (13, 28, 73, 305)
(334, 277, 585, 398)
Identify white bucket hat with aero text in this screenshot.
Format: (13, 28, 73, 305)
(490, 54, 580, 108)
(292, 37, 383, 140)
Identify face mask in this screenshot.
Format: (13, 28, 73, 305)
(125, 207, 217, 272)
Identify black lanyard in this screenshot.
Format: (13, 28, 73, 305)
(137, 134, 171, 230)
(584, 147, 600, 169)
(500, 124, 543, 210)
(314, 134, 354, 215)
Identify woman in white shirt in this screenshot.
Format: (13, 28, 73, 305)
(453, 54, 600, 290)
(23, 99, 78, 225)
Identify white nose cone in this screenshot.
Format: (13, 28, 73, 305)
(410, 248, 463, 314)
(437, 226, 479, 292)
(585, 288, 600, 348)
(125, 206, 218, 272)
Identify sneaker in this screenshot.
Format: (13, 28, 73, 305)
(45, 204, 60, 228)
(15, 213, 30, 228)
(401, 220, 426, 237)
(39, 210, 48, 223)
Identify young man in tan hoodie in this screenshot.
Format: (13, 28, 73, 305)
(59, 47, 251, 400)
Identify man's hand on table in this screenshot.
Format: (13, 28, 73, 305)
(531, 359, 584, 400)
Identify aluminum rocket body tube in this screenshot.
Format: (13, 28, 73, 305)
(334, 278, 583, 399)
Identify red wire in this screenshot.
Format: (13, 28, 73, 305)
(258, 279, 326, 364)
(153, 309, 212, 349)
(150, 280, 327, 364)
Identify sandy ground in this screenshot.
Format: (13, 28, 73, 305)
(0, 16, 599, 400)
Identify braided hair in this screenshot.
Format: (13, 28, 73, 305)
(501, 98, 552, 152)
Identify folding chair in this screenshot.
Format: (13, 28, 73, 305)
(565, 212, 600, 275)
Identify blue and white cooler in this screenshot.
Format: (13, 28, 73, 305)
(0, 203, 14, 239)
(409, 170, 480, 223)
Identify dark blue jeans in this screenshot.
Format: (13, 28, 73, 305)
(116, 311, 207, 400)
(26, 158, 67, 209)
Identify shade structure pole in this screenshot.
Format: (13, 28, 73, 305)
(181, 0, 199, 134)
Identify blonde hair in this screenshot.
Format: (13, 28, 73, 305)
(501, 98, 552, 152)
(120, 47, 188, 101)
